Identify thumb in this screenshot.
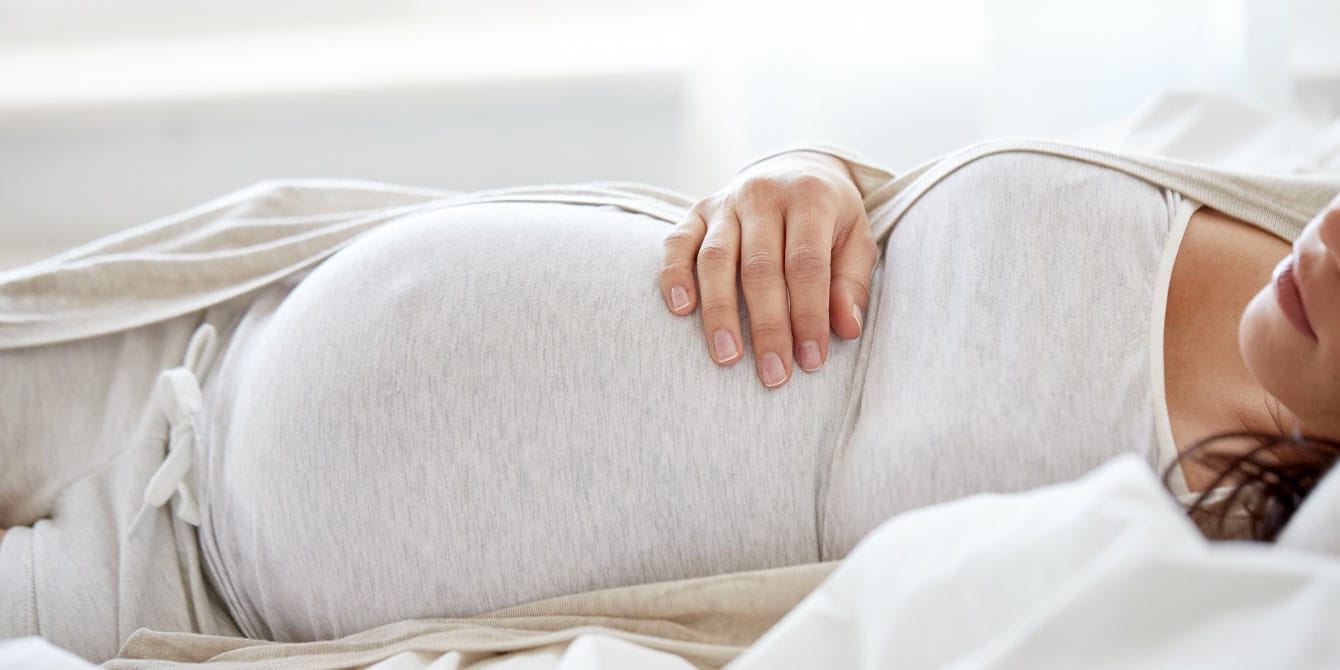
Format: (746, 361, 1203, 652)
(829, 213, 878, 340)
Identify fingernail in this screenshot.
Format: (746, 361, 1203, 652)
(851, 303, 864, 337)
(713, 328, 739, 362)
(670, 285, 689, 312)
(798, 340, 821, 371)
(760, 352, 786, 387)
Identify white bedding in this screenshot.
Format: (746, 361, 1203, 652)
(730, 455, 1340, 669)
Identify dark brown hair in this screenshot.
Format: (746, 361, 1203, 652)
(1166, 429, 1340, 541)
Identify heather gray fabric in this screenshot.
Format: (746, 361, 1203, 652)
(199, 154, 1178, 642)
(199, 201, 861, 643)
(823, 153, 1180, 557)
(3, 141, 1337, 660)
(0, 311, 248, 662)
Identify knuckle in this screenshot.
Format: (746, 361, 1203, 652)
(864, 242, 880, 266)
(661, 229, 699, 254)
(696, 243, 735, 270)
(848, 225, 880, 265)
(736, 177, 782, 208)
(840, 275, 872, 307)
(699, 301, 738, 322)
(785, 245, 827, 280)
(849, 282, 871, 308)
(659, 259, 691, 282)
(741, 252, 781, 280)
(748, 320, 790, 341)
(787, 173, 832, 201)
(690, 199, 714, 218)
(861, 225, 878, 249)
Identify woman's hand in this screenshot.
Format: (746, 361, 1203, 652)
(660, 151, 878, 389)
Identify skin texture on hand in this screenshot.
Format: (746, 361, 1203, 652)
(660, 150, 878, 389)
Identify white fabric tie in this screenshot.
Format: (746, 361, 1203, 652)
(125, 323, 218, 540)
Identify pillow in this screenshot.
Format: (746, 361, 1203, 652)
(1072, 90, 1340, 176)
(1276, 463, 1340, 556)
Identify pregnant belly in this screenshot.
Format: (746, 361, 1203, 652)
(207, 201, 857, 642)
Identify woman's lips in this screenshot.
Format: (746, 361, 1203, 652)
(1273, 255, 1316, 339)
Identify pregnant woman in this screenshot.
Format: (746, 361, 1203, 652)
(1, 139, 1338, 661)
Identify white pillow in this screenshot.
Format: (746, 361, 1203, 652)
(1277, 464, 1340, 555)
(1071, 90, 1340, 176)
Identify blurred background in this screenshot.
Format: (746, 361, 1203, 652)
(3, 0, 1340, 268)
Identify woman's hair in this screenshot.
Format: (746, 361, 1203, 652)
(1167, 429, 1340, 541)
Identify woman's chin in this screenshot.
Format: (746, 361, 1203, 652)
(1239, 286, 1338, 437)
(1239, 288, 1302, 404)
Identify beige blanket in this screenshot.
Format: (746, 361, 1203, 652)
(105, 562, 836, 669)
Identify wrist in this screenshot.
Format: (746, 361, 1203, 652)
(739, 149, 857, 186)
(738, 143, 889, 198)
(785, 150, 859, 184)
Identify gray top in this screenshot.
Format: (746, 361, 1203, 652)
(201, 152, 1183, 641)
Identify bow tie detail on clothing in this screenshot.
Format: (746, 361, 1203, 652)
(125, 323, 218, 541)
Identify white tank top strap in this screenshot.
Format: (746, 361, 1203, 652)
(1149, 194, 1199, 500)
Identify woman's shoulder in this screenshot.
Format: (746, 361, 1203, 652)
(847, 137, 1340, 247)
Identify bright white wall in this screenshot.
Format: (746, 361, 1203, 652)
(2, 0, 1338, 268)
